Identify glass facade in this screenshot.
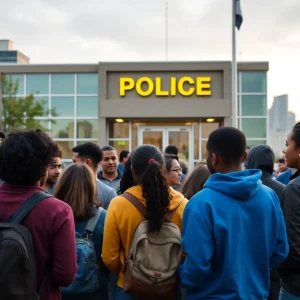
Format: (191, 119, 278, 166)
(238, 71, 267, 147)
(7, 73, 98, 162)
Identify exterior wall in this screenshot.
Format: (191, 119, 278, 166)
(0, 61, 269, 162)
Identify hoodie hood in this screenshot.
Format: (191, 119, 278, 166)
(246, 145, 275, 175)
(204, 169, 262, 201)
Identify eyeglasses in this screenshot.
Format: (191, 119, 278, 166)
(170, 168, 182, 173)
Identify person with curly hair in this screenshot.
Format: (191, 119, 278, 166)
(0, 129, 77, 300)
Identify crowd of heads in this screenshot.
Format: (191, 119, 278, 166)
(1, 122, 300, 203)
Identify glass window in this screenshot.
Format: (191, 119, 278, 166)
(241, 72, 266, 93)
(55, 141, 74, 160)
(51, 74, 74, 94)
(51, 120, 74, 138)
(77, 119, 98, 139)
(242, 95, 267, 116)
(77, 97, 98, 117)
(26, 74, 49, 94)
(201, 122, 220, 139)
(77, 74, 98, 94)
(9, 74, 24, 94)
(131, 121, 138, 151)
(246, 140, 267, 148)
(194, 122, 199, 160)
(109, 140, 130, 155)
(77, 140, 98, 145)
(109, 121, 129, 138)
(242, 118, 267, 138)
(51, 97, 74, 117)
(201, 140, 208, 160)
(34, 96, 49, 117)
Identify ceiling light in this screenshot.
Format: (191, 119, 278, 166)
(115, 119, 124, 123)
(206, 118, 215, 123)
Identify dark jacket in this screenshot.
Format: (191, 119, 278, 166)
(246, 145, 285, 206)
(246, 145, 286, 300)
(279, 169, 300, 296)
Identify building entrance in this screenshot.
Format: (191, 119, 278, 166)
(139, 126, 193, 170)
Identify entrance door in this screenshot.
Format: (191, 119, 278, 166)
(139, 126, 193, 170)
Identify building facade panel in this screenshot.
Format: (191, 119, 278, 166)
(0, 61, 269, 169)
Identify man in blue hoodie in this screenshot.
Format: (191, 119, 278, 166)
(179, 127, 289, 299)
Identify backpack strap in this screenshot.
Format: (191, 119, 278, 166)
(9, 191, 52, 224)
(123, 193, 182, 222)
(122, 193, 147, 218)
(85, 207, 104, 234)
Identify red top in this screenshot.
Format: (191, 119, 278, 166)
(0, 183, 78, 300)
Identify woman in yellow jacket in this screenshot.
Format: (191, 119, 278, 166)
(102, 145, 188, 300)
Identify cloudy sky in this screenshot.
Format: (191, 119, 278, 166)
(1, 0, 300, 118)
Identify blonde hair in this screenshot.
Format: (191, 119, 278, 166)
(53, 164, 99, 221)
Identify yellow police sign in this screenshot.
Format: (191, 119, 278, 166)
(119, 76, 211, 97)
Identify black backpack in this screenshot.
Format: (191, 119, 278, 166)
(0, 191, 51, 299)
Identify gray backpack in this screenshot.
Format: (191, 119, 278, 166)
(122, 193, 182, 300)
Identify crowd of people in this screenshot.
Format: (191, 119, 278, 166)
(0, 123, 299, 300)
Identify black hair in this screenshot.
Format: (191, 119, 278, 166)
(277, 158, 285, 164)
(165, 145, 178, 156)
(72, 143, 103, 169)
(0, 129, 55, 185)
(207, 127, 246, 165)
(53, 143, 63, 158)
(291, 122, 300, 148)
(102, 145, 117, 152)
(0, 131, 5, 139)
(165, 155, 178, 172)
(118, 155, 134, 195)
(119, 150, 130, 163)
(125, 145, 171, 233)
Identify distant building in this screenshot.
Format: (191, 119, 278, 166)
(0, 40, 29, 64)
(268, 94, 296, 156)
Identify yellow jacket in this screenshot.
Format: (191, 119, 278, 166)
(102, 185, 188, 288)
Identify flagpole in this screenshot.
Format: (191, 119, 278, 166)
(165, 2, 168, 61)
(232, 0, 238, 128)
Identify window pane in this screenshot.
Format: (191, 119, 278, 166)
(27, 74, 49, 94)
(77, 140, 98, 145)
(33, 120, 50, 134)
(246, 140, 267, 148)
(109, 121, 129, 138)
(201, 122, 220, 139)
(77, 119, 98, 138)
(9, 74, 24, 94)
(77, 74, 98, 94)
(242, 95, 267, 116)
(55, 141, 74, 160)
(242, 118, 267, 138)
(242, 72, 266, 93)
(201, 140, 208, 160)
(131, 121, 138, 151)
(51, 74, 74, 94)
(51, 97, 74, 117)
(77, 96, 98, 117)
(194, 122, 199, 160)
(34, 96, 49, 116)
(51, 120, 74, 138)
(109, 140, 130, 155)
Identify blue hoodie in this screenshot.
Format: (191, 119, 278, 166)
(179, 169, 288, 300)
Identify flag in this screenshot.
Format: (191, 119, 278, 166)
(235, 0, 243, 30)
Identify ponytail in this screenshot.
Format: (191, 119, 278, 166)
(142, 161, 171, 233)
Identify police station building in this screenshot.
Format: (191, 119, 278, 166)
(0, 61, 268, 168)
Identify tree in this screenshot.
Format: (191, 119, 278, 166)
(0, 74, 56, 132)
